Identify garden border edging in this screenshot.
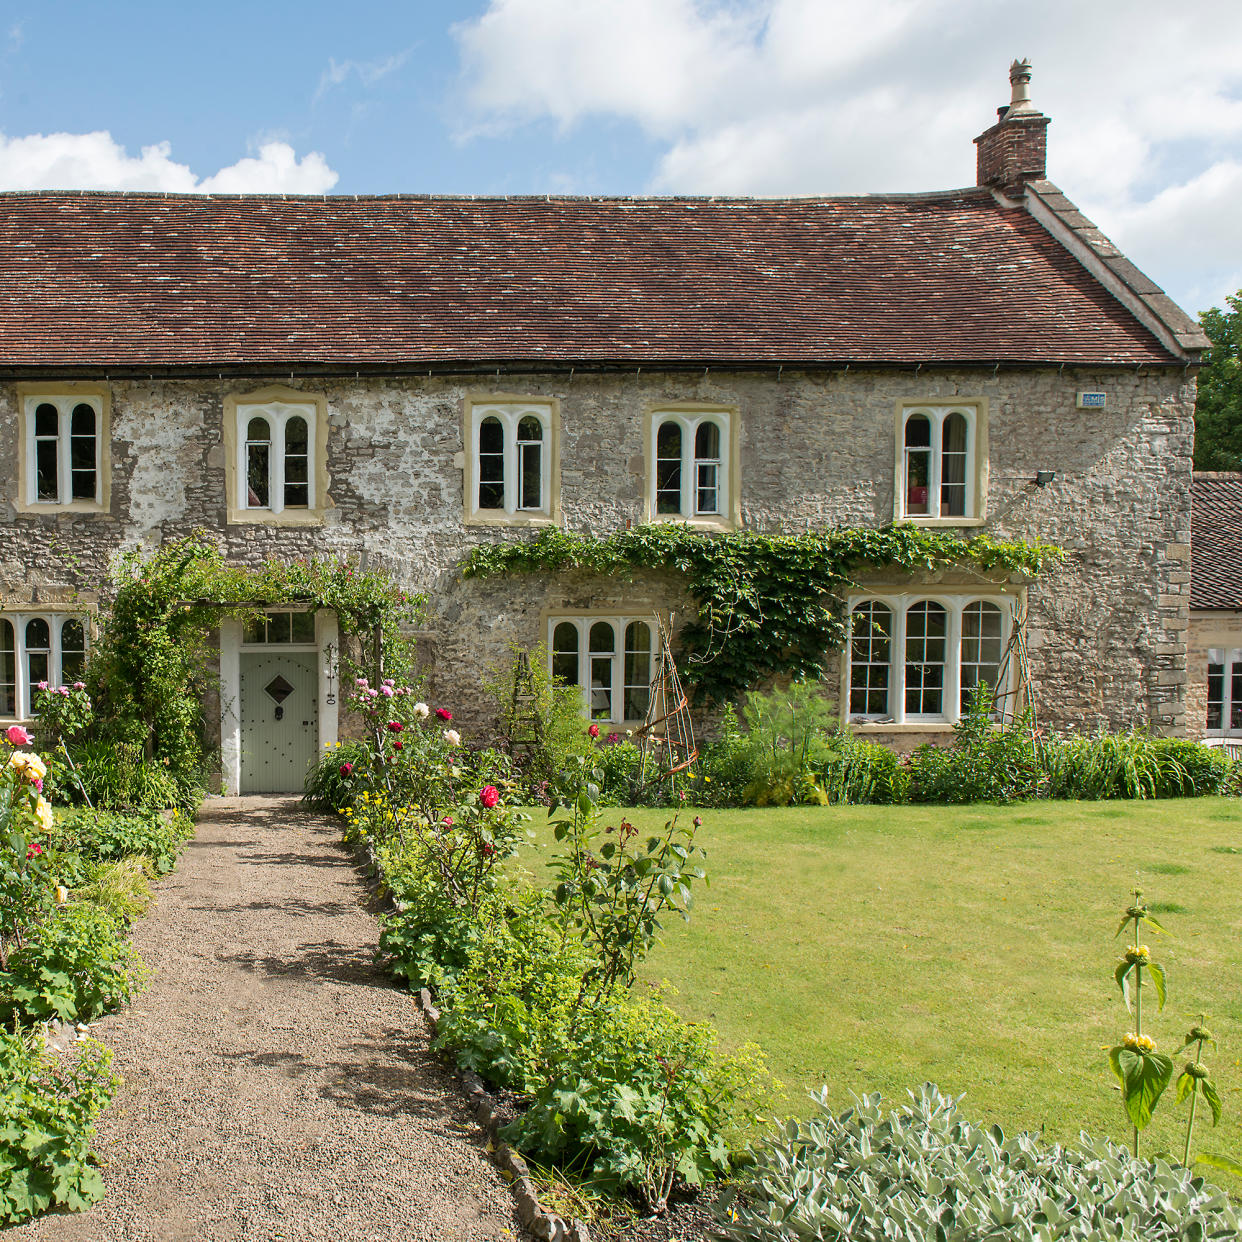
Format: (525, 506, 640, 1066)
(352, 834, 591, 1242)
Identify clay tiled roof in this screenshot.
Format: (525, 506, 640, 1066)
(1192, 473, 1242, 610)
(0, 189, 1182, 371)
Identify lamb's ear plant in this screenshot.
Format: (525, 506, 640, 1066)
(1107, 887, 1173, 1156)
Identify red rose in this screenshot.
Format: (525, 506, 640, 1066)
(339, 763, 353, 776)
(387, 721, 403, 733)
(481, 842, 496, 858)
(588, 723, 600, 739)
(479, 785, 500, 809)
(27, 843, 43, 858)
(435, 707, 453, 722)
(393, 740, 403, 751)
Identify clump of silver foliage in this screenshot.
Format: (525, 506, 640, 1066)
(717, 1083, 1240, 1241)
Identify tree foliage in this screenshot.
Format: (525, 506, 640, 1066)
(1194, 291, 1242, 471)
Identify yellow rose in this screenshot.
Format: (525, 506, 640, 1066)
(35, 797, 54, 833)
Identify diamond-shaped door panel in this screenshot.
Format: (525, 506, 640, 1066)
(264, 674, 295, 705)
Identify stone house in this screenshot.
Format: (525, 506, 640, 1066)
(0, 64, 1210, 793)
(1188, 472, 1242, 743)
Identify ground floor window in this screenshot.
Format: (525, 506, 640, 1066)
(1206, 648, 1242, 736)
(548, 615, 658, 724)
(847, 593, 1011, 724)
(0, 612, 89, 719)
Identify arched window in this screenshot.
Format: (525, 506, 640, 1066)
(960, 601, 1003, 710)
(233, 398, 321, 518)
(650, 410, 733, 520)
(23, 394, 105, 507)
(283, 416, 310, 509)
(898, 405, 979, 521)
(60, 618, 87, 683)
(849, 601, 892, 717)
(552, 622, 580, 689)
(478, 416, 505, 510)
(588, 623, 616, 720)
(0, 620, 14, 718)
(469, 403, 554, 519)
(655, 421, 683, 514)
(904, 601, 947, 717)
(24, 618, 50, 692)
(517, 416, 543, 511)
(245, 416, 272, 508)
(624, 621, 652, 720)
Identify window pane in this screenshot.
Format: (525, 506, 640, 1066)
(36, 439, 59, 502)
(696, 460, 719, 515)
(905, 601, 946, 716)
(904, 415, 931, 516)
(1207, 661, 1224, 731)
(26, 619, 50, 692)
(290, 612, 316, 643)
(624, 621, 651, 720)
(71, 403, 95, 437)
(244, 616, 268, 644)
(0, 619, 15, 717)
(656, 420, 683, 514)
(552, 622, 579, 686)
(247, 442, 271, 507)
(284, 416, 310, 508)
(70, 404, 97, 499)
(1232, 662, 1242, 731)
(589, 622, 616, 654)
(25, 618, 50, 650)
(694, 421, 720, 459)
(246, 416, 270, 442)
(589, 656, 613, 719)
(478, 416, 505, 510)
(941, 412, 968, 517)
(849, 602, 891, 716)
(517, 415, 542, 442)
(519, 440, 542, 510)
(35, 402, 58, 437)
(60, 618, 86, 683)
(285, 416, 308, 454)
(961, 601, 1003, 711)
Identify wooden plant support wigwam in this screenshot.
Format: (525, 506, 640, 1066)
(634, 613, 698, 799)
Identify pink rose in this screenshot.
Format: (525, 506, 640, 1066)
(435, 707, 452, 722)
(36, 681, 48, 691)
(339, 763, 353, 776)
(380, 685, 394, 697)
(355, 678, 369, 687)
(33, 777, 43, 793)
(479, 785, 500, 809)
(57, 686, 70, 696)
(72, 682, 86, 690)
(441, 815, 454, 827)
(6, 725, 30, 746)
(26, 843, 42, 858)
(588, 723, 600, 739)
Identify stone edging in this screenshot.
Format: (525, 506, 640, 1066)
(353, 833, 591, 1242)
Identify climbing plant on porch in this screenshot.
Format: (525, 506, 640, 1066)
(463, 524, 1062, 702)
(84, 534, 422, 799)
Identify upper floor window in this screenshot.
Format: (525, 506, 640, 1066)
(19, 391, 107, 509)
(896, 403, 983, 523)
(225, 389, 328, 524)
(467, 401, 556, 522)
(0, 613, 89, 720)
(847, 593, 1010, 725)
(648, 409, 733, 523)
(548, 615, 657, 724)
(1206, 648, 1242, 737)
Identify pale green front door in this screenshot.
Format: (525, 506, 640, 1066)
(239, 650, 319, 794)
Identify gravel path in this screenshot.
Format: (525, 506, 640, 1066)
(10, 796, 521, 1242)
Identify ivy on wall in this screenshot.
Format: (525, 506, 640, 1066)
(463, 524, 1062, 702)
(87, 534, 421, 791)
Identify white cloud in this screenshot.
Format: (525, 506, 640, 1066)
(0, 131, 339, 194)
(315, 49, 412, 103)
(454, 0, 1242, 312)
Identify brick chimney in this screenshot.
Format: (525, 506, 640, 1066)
(974, 59, 1050, 197)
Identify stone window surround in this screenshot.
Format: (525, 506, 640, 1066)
(643, 402, 739, 529)
(1204, 646, 1242, 738)
(462, 394, 561, 527)
(892, 398, 989, 527)
(222, 386, 331, 526)
(842, 589, 1016, 729)
(546, 611, 661, 726)
(0, 610, 91, 722)
(14, 383, 111, 514)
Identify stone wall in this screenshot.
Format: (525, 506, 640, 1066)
(0, 364, 1194, 739)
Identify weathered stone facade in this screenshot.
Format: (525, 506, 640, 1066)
(0, 362, 1195, 744)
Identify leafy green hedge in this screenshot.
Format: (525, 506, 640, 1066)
(53, 807, 192, 875)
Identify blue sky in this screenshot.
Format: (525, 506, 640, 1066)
(1, 0, 1239, 317)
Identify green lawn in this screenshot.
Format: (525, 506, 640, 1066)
(530, 798, 1242, 1169)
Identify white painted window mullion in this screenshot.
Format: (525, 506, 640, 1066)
(893, 600, 907, 725)
(946, 601, 963, 723)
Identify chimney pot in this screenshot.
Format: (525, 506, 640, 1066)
(975, 59, 1049, 197)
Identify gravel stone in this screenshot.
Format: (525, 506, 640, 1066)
(9, 796, 522, 1242)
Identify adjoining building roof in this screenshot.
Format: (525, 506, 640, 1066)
(0, 189, 1186, 373)
(1192, 473, 1242, 610)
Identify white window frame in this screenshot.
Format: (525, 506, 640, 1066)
(845, 593, 1013, 726)
(235, 400, 317, 516)
(467, 401, 555, 522)
(0, 612, 90, 722)
(19, 392, 106, 509)
(546, 615, 660, 725)
(895, 402, 983, 523)
(1205, 648, 1242, 738)
(647, 409, 733, 523)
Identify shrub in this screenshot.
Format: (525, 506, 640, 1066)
(738, 682, 839, 806)
(594, 737, 645, 804)
(302, 738, 373, 810)
(0, 903, 147, 1024)
(1042, 731, 1165, 801)
(53, 806, 191, 875)
(0, 1027, 117, 1226)
(694, 704, 757, 806)
(70, 740, 200, 814)
(1151, 738, 1231, 797)
(719, 1084, 1242, 1242)
(815, 731, 908, 805)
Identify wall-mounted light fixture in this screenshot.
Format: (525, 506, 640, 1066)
(1034, 470, 1057, 487)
